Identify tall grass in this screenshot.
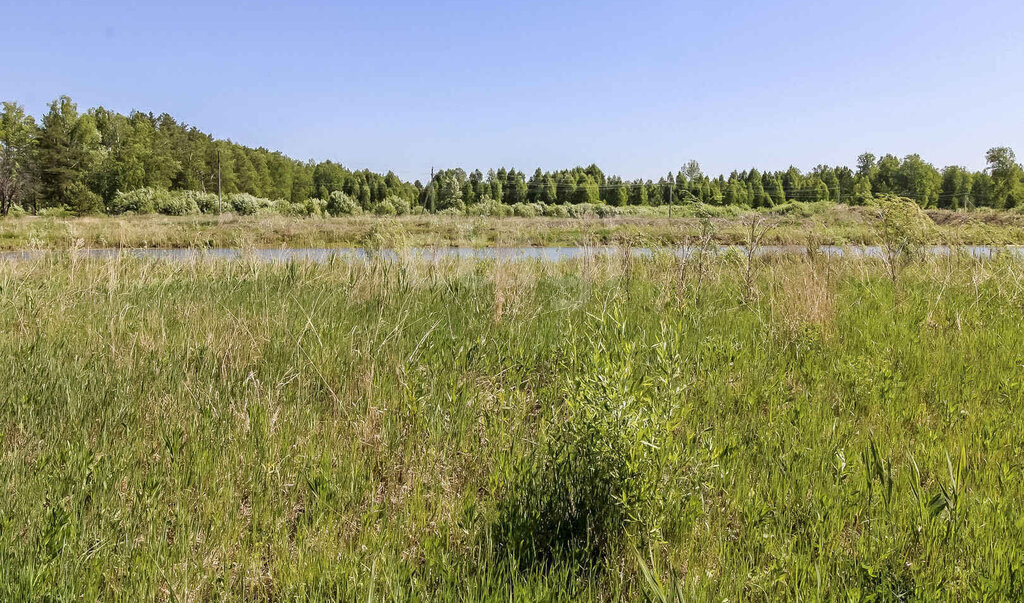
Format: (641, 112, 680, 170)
(3, 203, 1024, 250)
(1, 250, 1023, 599)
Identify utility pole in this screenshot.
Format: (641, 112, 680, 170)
(429, 167, 435, 214)
(217, 147, 222, 215)
(668, 185, 673, 219)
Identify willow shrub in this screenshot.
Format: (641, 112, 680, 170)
(326, 190, 361, 216)
(495, 338, 665, 568)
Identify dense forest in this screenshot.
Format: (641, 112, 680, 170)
(1, 96, 1022, 217)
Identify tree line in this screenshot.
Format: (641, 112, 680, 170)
(1, 96, 1023, 217)
(425, 152, 1023, 214)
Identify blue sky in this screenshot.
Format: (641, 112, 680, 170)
(3, 0, 1022, 181)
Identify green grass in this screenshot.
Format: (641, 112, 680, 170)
(2, 203, 1024, 250)
(2, 250, 1024, 600)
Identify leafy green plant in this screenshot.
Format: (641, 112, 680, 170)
(359, 218, 407, 253)
(326, 190, 361, 216)
(227, 192, 268, 215)
(874, 195, 931, 282)
(495, 346, 664, 567)
(153, 190, 199, 215)
(465, 197, 510, 217)
(110, 187, 158, 214)
(183, 190, 220, 214)
(511, 202, 544, 218)
(372, 198, 397, 215)
(544, 204, 570, 218)
(386, 195, 410, 216)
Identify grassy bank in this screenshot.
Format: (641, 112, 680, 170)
(2, 203, 1024, 250)
(2, 250, 1023, 599)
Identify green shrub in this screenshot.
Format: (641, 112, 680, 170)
(37, 206, 71, 218)
(303, 198, 327, 217)
(110, 188, 158, 214)
(495, 347, 664, 567)
(467, 197, 509, 217)
(112, 189, 221, 215)
(226, 193, 272, 216)
(267, 199, 295, 216)
(373, 199, 397, 216)
(184, 191, 220, 214)
(874, 195, 931, 282)
(567, 203, 591, 218)
(387, 195, 410, 216)
(326, 191, 361, 216)
(544, 204, 570, 218)
(512, 203, 545, 218)
(154, 191, 200, 216)
(273, 198, 325, 217)
(359, 219, 407, 252)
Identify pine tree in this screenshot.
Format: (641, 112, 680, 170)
(37, 96, 102, 212)
(769, 177, 785, 206)
(852, 176, 872, 205)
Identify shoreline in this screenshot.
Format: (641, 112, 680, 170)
(3, 205, 1024, 250)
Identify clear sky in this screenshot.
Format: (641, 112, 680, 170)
(3, 0, 1022, 181)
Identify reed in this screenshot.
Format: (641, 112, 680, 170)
(1, 250, 1022, 599)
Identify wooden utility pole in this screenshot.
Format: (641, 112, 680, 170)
(429, 167, 435, 214)
(217, 148, 223, 215)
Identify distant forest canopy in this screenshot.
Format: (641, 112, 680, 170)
(1, 96, 1023, 216)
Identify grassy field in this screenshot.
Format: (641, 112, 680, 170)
(3, 203, 1024, 250)
(2, 249, 1024, 600)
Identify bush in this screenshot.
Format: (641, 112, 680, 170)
(510, 202, 546, 218)
(566, 203, 590, 218)
(184, 191, 220, 214)
(110, 188, 158, 214)
(544, 204, 570, 218)
(495, 347, 664, 567)
(303, 198, 327, 217)
(387, 195, 410, 216)
(154, 191, 199, 216)
(226, 193, 265, 216)
(272, 197, 326, 217)
(37, 206, 71, 218)
(372, 199, 397, 216)
(326, 191, 361, 216)
(268, 199, 295, 216)
(110, 189, 198, 216)
(874, 195, 931, 282)
(70, 184, 105, 215)
(359, 219, 407, 252)
(467, 197, 509, 217)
